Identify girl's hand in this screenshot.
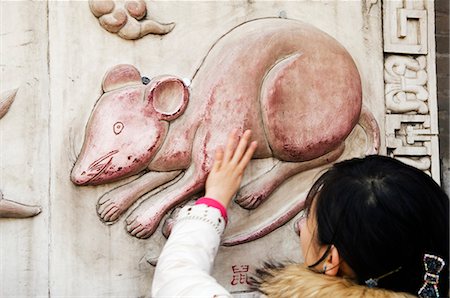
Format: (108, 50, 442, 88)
(204, 130, 257, 208)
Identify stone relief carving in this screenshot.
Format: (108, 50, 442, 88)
(0, 88, 17, 119)
(89, 0, 175, 40)
(0, 196, 41, 218)
(71, 18, 380, 245)
(383, 0, 439, 180)
(383, 0, 427, 54)
(385, 55, 428, 114)
(0, 89, 41, 218)
(385, 114, 435, 173)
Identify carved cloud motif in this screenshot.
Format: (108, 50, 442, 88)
(89, 0, 175, 40)
(71, 18, 380, 245)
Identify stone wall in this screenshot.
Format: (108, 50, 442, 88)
(435, 0, 449, 194)
(0, 1, 385, 296)
(0, 0, 443, 296)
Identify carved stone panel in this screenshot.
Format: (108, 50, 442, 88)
(70, 19, 381, 248)
(0, 1, 405, 296)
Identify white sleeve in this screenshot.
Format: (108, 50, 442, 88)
(152, 204, 232, 298)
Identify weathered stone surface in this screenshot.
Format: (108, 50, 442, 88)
(4, 0, 434, 296)
(0, 1, 49, 296)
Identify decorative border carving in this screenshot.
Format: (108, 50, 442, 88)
(386, 114, 435, 172)
(385, 55, 428, 114)
(383, 0, 440, 182)
(383, 0, 427, 54)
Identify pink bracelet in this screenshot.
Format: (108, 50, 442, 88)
(195, 197, 228, 223)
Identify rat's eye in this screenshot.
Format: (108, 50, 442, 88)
(113, 122, 124, 135)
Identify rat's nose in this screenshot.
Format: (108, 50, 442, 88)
(70, 166, 89, 186)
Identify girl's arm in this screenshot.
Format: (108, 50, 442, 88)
(152, 130, 257, 297)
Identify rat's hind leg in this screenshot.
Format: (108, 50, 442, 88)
(235, 144, 344, 209)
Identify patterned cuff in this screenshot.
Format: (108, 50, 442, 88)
(176, 204, 226, 235)
(195, 197, 228, 223)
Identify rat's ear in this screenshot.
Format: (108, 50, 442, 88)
(145, 76, 189, 121)
(102, 64, 143, 92)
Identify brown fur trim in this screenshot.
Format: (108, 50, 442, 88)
(254, 263, 415, 298)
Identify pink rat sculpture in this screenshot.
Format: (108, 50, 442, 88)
(71, 18, 379, 242)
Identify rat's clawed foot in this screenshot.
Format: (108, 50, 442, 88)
(97, 191, 131, 224)
(235, 189, 266, 210)
(126, 212, 159, 239)
(234, 193, 264, 209)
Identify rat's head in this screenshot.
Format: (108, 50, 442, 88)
(71, 64, 189, 186)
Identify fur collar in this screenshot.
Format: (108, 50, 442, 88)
(252, 263, 415, 298)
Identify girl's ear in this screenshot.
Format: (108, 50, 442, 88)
(324, 245, 340, 276)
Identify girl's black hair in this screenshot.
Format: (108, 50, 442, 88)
(304, 155, 449, 295)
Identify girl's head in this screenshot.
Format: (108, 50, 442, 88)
(300, 155, 449, 295)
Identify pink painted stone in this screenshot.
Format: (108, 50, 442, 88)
(71, 18, 379, 243)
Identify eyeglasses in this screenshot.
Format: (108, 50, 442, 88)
(294, 211, 308, 235)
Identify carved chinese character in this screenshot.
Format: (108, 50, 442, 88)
(231, 265, 250, 286)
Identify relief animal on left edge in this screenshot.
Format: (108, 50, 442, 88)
(71, 18, 380, 245)
(0, 89, 41, 218)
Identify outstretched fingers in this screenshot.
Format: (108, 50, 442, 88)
(223, 129, 238, 163)
(204, 129, 257, 208)
(237, 140, 257, 173)
(212, 147, 224, 172)
(231, 130, 252, 165)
